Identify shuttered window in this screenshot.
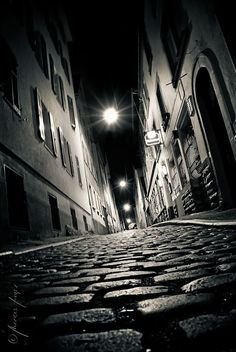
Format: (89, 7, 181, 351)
(49, 54, 56, 94)
(161, 0, 191, 87)
(58, 127, 66, 167)
(58, 127, 74, 176)
(34, 88, 57, 156)
(34, 88, 45, 141)
(35, 32, 48, 78)
(0, 38, 20, 114)
(67, 95, 76, 128)
(75, 156, 83, 187)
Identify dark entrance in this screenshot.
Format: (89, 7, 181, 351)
(48, 194, 61, 230)
(70, 208, 78, 230)
(83, 215, 88, 231)
(5, 167, 29, 229)
(196, 67, 236, 208)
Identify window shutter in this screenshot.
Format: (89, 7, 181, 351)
(75, 156, 82, 187)
(49, 112, 57, 156)
(67, 95, 76, 128)
(49, 55, 56, 93)
(67, 142, 74, 176)
(58, 127, 66, 167)
(34, 88, 45, 140)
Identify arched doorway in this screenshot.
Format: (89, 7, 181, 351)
(195, 67, 236, 208)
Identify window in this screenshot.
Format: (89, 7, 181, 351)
(93, 190, 97, 209)
(58, 76, 65, 109)
(42, 102, 54, 152)
(65, 140, 74, 176)
(70, 208, 78, 230)
(62, 58, 70, 84)
(0, 38, 20, 113)
(75, 156, 83, 187)
(35, 32, 49, 78)
(156, 80, 170, 131)
(172, 138, 187, 187)
(89, 185, 94, 208)
(67, 95, 76, 127)
(58, 127, 74, 175)
(58, 40, 63, 64)
(49, 54, 56, 94)
(161, 0, 191, 87)
(48, 194, 61, 230)
(179, 109, 201, 178)
(49, 54, 65, 109)
(34, 88, 57, 156)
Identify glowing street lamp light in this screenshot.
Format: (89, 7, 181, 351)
(103, 107, 118, 125)
(119, 180, 127, 188)
(123, 203, 131, 212)
(126, 218, 131, 224)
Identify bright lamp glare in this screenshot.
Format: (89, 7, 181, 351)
(119, 180, 127, 188)
(126, 218, 131, 224)
(103, 107, 118, 125)
(123, 203, 131, 211)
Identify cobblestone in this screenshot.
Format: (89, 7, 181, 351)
(85, 279, 142, 292)
(178, 311, 236, 339)
(41, 308, 116, 327)
(181, 273, 236, 292)
(137, 293, 214, 317)
(28, 293, 94, 306)
(1, 224, 236, 351)
(44, 329, 143, 352)
(104, 286, 169, 299)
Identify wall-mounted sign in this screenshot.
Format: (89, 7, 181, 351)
(144, 130, 162, 146)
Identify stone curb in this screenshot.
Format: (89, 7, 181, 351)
(0, 237, 84, 258)
(151, 219, 236, 229)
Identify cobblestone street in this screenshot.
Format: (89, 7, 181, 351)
(1, 224, 236, 351)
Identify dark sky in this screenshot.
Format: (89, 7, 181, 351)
(63, 0, 141, 209)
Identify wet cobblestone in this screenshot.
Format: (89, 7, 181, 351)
(1, 224, 236, 351)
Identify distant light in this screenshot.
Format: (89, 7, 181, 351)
(126, 218, 131, 224)
(119, 180, 127, 188)
(123, 203, 131, 212)
(103, 107, 118, 125)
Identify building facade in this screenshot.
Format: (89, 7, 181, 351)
(134, 0, 236, 224)
(0, 1, 120, 243)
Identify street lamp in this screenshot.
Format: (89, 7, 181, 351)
(103, 107, 118, 125)
(126, 218, 131, 224)
(123, 203, 131, 212)
(119, 180, 127, 188)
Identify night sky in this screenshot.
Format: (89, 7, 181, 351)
(63, 0, 141, 211)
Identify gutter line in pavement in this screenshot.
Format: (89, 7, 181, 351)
(0, 237, 84, 258)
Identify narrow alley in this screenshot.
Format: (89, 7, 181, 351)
(1, 1, 236, 351)
(1, 223, 236, 352)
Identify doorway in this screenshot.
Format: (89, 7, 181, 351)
(196, 67, 236, 207)
(48, 194, 61, 230)
(5, 167, 29, 229)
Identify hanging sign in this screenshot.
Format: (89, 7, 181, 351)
(144, 130, 162, 146)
